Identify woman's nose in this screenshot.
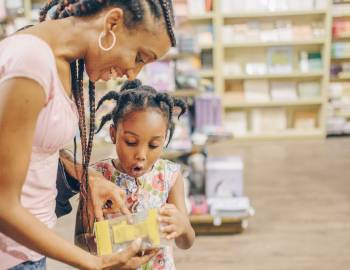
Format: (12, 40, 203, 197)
(126, 66, 143, 80)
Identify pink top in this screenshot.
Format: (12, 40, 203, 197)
(0, 34, 79, 269)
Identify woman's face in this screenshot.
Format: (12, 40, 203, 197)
(110, 109, 168, 178)
(85, 8, 171, 82)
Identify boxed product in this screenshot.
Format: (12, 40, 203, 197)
(224, 111, 247, 135)
(298, 82, 321, 99)
(94, 209, 170, 256)
(270, 81, 298, 101)
(206, 156, 244, 198)
(294, 111, 317, 130)
(251, 108, 287, 133)
(244, 79, 270, 102)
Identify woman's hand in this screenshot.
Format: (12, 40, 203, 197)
(158, 203, 190, 240)
(88, 170, 131, 221)
(89, 239, 158, 270)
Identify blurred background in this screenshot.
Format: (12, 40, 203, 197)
(1, 0, 350, 269)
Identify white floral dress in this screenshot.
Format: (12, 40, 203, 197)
(93, 159, 180, 270)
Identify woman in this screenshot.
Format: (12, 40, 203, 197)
(0, 0, 176, 269)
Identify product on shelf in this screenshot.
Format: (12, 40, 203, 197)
(298, 82, 321, 99)
(186, 0, 212, 15)
(267, 47, 293, 74)
(195, 94, 222, 132)
(244, 79, 270, 102)
(270, 81, 298, 101)
(205, 156, 244, 199)
(222, 20, 325, 45)
(224, 111, 247, 135)
(293, 111, 317, 130)
(220, 0, 326, 13)
(251, 108, 287, 133)
(139, 61, 176, 92)
(332, 42, 350, 58)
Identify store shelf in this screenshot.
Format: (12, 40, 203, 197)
(224, 71, 324, 80)
(190, 214, 248, 235)
(223, 9, 327, 19)
(333, 12, 350, 18)
(169, 89, 202, 98)
(331, 72, 350, 81)
(333, 35, 350, 40)
(188, 13, 214, 20)
(200, 69, 214, 77)
(233, 129, 325, 141)
(223, 99, 324, 109)
(331, 55, 350, 60)
(224, 39, 326, 48)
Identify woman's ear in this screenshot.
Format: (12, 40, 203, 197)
(103, 7, 124, 33)
(109, 124, 116, 144)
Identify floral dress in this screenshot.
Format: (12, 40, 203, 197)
(93, 158, 181, 270)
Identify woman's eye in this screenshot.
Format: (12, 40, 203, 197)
(136, 52, 145, 64)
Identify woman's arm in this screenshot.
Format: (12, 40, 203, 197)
(159, 173, 195, 250)
(59, 149, 130, 220)
(0, 78, 154, 269)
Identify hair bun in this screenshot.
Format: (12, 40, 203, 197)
(120, 79, 142, 92)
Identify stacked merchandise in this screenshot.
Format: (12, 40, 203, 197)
(222, 21, 325, 45)
(328, 83, 350, 135)
(224, 47, 323, 77)
(220, 0, 327, 13)
(205, 156, 252, 226)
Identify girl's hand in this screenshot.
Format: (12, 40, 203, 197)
(158, 203, 190, 240)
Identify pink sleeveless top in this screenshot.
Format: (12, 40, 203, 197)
(0, 34, 79, 268)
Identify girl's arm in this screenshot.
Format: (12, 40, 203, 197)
(160, 173, 195, 250)
(0, 78, 154, 269)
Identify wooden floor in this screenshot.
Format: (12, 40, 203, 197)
(48, 138, 350, 270)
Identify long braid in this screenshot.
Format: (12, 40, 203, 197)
(158, 0, 176, 46)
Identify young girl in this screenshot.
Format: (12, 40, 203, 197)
(76, 79, 195, 269)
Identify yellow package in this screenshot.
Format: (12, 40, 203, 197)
(94, 208, 169, 256)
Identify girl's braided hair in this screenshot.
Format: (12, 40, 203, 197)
(96, 79, 187, 146)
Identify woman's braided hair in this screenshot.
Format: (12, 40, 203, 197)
(96, 79, 187, 147)
(39, 0, 176, 244)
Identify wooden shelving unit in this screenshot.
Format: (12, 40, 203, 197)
(189, 0, 332, 141)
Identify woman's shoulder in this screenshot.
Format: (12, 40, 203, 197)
(0, 34, 55, 66)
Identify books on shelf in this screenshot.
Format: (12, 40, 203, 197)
(270, 81, 298, 101)
(251, 108, 287, 133)
(243, 80, 270, 102)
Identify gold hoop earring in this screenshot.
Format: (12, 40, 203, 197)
(98, 30, 117, 51)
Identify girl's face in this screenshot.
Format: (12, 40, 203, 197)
(110, 109, 168, 178)
(85, 8, 171, 82)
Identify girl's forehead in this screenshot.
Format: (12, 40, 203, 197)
(117, 109, 168, 134)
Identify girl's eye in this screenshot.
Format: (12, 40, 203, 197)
(126, 141, 137, 146)
(136, 52, 145, 64)
(149, 144, 160, 149)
